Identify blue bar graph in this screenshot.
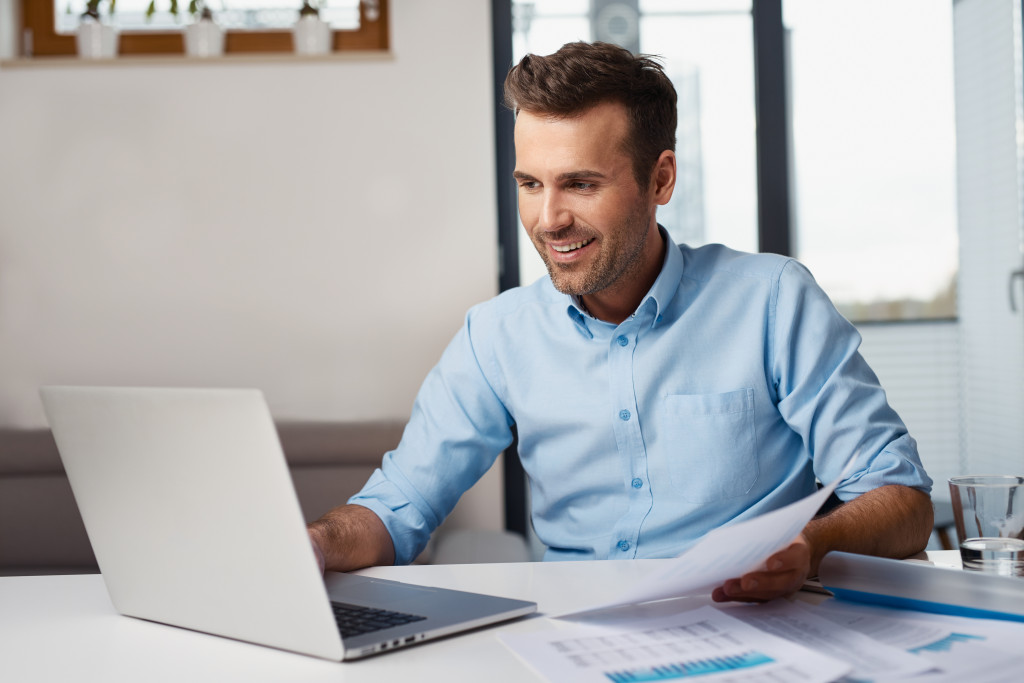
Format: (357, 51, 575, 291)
(911, 632, 985, 654)
(604, 651, 775, 682)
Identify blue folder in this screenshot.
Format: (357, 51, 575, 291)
(818, 551, 1024, 623)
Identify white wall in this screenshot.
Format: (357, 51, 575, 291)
(0, 0, 498, 426)
(0, 0, 505, 530)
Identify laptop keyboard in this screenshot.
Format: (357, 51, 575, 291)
(330, 601, 427, 638)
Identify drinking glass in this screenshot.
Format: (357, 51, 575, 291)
(948, 475, 1024, 577)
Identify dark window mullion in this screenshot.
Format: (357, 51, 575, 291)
(491, 0, 528, 539)
(493, 0, 520, 294)
(752, 0, 793, 256)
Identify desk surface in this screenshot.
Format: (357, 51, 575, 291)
(0, 553, 961, 683)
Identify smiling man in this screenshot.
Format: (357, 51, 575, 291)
(512, 101, 670, 323)
(308, 42, 934, 602)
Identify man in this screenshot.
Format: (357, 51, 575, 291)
(308, 41, 933, 602)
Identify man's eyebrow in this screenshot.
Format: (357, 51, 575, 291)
(557, 170, 607, 181)
(511, 170, 608, 181)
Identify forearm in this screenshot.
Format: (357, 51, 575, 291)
(307, 504, 396, 572)
(803, 484, 933, 576)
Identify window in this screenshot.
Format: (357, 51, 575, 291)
(507, 0, 958, 322)
(783, 0, 958, 322)
(22, 0, 388, 56)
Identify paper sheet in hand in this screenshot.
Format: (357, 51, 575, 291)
(564, 456, 855, 616)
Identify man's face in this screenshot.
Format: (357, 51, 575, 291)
(513, 102, 659, 298)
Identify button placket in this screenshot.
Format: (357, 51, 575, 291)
(606, 318, 649, 559)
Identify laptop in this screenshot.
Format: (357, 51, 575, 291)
(39, 386, 537, 661)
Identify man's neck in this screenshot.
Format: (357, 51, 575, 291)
(580, 229, 666, 325)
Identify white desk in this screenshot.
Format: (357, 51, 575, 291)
(1, 559, 677, 682)
(0, 553, 961, 682)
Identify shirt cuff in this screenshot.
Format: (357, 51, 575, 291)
(348, 468, 433, 565)
(834, 433, 934, 501)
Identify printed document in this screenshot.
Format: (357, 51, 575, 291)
(815, 600, 1024, 682)
(720, 600, 933, 680)
(500, 605, 851, 683)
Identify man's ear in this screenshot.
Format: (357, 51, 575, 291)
(651, 150, 677, 206)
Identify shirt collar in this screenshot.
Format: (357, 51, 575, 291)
(641, 225, 684, 328)
(564, 225, 683, 333)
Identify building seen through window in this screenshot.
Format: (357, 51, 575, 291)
(784, 0, 958, 322)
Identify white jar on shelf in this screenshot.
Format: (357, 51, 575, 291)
(185, 8, 225, 58)
(293, 13, 331, 56)
(76, 16, 118, 59)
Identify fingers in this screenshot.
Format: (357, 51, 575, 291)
(711, 539, 811, 603)
(710, 567, 804, 603)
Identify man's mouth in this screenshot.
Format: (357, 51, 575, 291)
(552, 238, 594, 253)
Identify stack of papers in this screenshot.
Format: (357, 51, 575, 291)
(501, 598, 1024, 682)
(503, 605, 854, 683)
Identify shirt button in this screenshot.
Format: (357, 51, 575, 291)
(619, 409, 631, 421)
(632, 478, 643, 489)
(618, 540, 631, 552)
(616, 335, 629, 347)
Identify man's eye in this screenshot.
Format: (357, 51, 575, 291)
(519, 181, 540, 190)
(571, 182, 595, 191)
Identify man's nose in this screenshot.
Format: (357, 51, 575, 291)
(539, 190, 572, 232)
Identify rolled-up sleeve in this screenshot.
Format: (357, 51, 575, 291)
(348, 307, 514, 564)
(770, 259, 933, 500)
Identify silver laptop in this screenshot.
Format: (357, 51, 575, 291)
(40, 386, 536, 661)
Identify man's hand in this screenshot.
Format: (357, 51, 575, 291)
(711, 485, 933, 603)
(305, 504, 395, 573)
(711, 536, 811, 603)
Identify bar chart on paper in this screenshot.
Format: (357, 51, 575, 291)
(499, 606, 851, 683)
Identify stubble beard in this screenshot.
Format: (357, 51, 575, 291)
(535, 201, 653, 297)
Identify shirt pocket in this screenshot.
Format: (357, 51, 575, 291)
(660, 388, 759, 503)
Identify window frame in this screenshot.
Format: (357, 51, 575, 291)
(21, 0, 389, 56)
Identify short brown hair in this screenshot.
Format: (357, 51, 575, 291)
(504, 41, 677, 189)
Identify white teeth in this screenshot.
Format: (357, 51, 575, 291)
(553, 238, 594, 253)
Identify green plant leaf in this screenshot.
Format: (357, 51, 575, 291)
(82, 0, 101, 19)
(145, 0, 155, 19)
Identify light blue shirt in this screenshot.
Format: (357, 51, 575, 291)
(351, 231, 933, 564)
